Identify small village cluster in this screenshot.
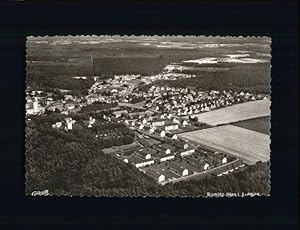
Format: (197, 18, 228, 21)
(26, 90, 81, 116)
(133, 85, 268, 117)
(101, 104, 251, 184)
(26, 73, 268, 185)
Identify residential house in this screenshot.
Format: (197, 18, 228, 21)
(52, 122, 63, 129)
(65, 118, 76, 131)
(204, 163, 210, 171)
(136, 148, 156, 160)
(127, 155, 155, 168)
(169, 163, 189, 177)
(152, 120, 165, 127)
(159, 153, 175, 162)
(171, 134, 178, 140)
(113, 110, 128, 118)
(222, 157, 228, 164)
(145, 169, 166, 183)
(179, 148, 195, 157)
(155, 143, 177, 155)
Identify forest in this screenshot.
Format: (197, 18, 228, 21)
(26, 112, 270, 197)
(155, 63, 271, 94)
(26, 71, 94, 97)
(79, 102, 118, 113)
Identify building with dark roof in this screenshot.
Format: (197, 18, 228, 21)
(145, 169, 166, 183)
(125, 155, 155, 168)
(154, 143, 177, 155)
(135, 148, 157, 160)
(168, 162, 189, 177)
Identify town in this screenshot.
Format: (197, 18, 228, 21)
(26, 72, 270, 185)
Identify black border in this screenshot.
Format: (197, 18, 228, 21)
(0, 0, 298, 228)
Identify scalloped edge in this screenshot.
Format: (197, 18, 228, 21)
(25, 35, 272, 198)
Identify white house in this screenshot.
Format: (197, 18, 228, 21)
(65, 118, 76, 131)
(165, 124, 179, 131)
(165, 149, 171, 155)
(160, 130, 166, 138)
(182, 169, 189, 176)
(135, 160, 155, 168)
(149, 127, 155, 133)
(182, 120, 188, 126)
(222, 157, 228, 164)
(52, 122, 62, 129)
(145, 154, 152, 160)
(160, 155, 175, 162)
(113, 110, 128, 118)
(65, 103, 75, 110)
(160, 114, 166, 119)
(180, 148, 195, 157)
(183, 143, 189, 149)
(89, 116, 96, 125)
(130, 156, 155, 168)
(204, 163, 210, 171)
(170, 164, 189, 177)
(139, 124, 144, 130)
(158, 174, 165, 183)
(172, 118, 180, 124)
(155, 143, 176, 157)
(152, 120, 165, 127)
(136, 149, 153, 160)
(171, 134, 178, 140)
(33, 100, 39, 113)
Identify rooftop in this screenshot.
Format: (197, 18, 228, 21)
(156, 143, 178, 152)
(135, 148, 157, 157)
(127, 155, 153, 164)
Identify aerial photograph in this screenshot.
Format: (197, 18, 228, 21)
(25, 35, 271, 197)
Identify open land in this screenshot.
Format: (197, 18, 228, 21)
(178, 125, 270, 165)
(189, 99, 271, 126)
(232, 116, 271, 134)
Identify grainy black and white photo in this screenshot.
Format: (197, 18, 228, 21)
(25, 35, 271, 197)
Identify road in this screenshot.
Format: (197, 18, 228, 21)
(161, 159, 242, 185)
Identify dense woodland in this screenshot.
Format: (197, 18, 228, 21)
(26, 112, 270, 196)
(80, 102, 118, 113)
(155, 63, 271, 94)
(27, 75, 93, 97)
(26, 41, 271, 196)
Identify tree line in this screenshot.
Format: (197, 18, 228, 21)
(26, 111, 270, 197)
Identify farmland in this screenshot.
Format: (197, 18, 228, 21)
(232, 116, 271, 134)
(189, 99, 271, 126)
(25, 36, 272, 197)
(178, 125, 270, 165)
(26, 36, 271, 94)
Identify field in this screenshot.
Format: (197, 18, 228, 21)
(26, 36, 271, 94)
(190, 99, 271, 126)
(178, 125, 270, 165)
(232, 116, 271, 134)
